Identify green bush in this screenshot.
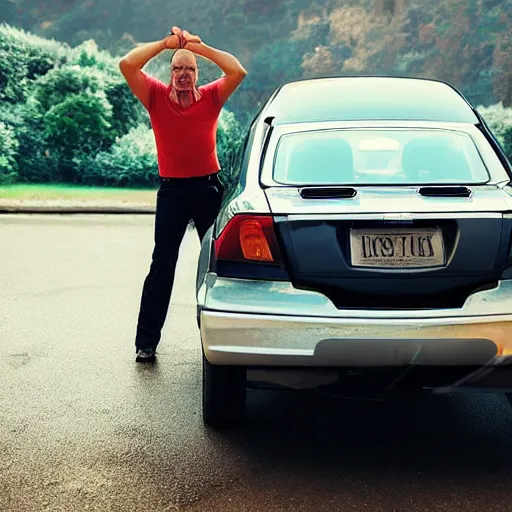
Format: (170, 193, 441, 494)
(67, 38, 148, 137)
(67, 39, 119, 72)
(103, 75, 149, 139)
(216, 109, 246, 190)
(43, 92, 114, 182)
(29, 63, 123, 183)
(0, 23, 68, 104)
(0, 121, 19, 183)
(32, 64, 105, 112)
(478, 102, 512, 160)
(29, 61, 147, 183)
(80, 124, 159, 188)
(0, 100, 55, 183)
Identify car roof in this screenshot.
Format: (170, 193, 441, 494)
(261, 76, 479, 125)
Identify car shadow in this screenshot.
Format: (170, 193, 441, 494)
(211, 388, 512, 478)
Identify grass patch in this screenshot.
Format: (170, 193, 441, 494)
(0, 184, 157, 203)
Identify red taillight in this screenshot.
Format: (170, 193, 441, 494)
(214, 215, 282, 265)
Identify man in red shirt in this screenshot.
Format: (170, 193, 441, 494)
(119, 26, 247, 362)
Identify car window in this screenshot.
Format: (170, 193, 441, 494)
(272, 129, 490, 185)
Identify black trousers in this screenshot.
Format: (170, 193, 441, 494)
(135, 173, 224, 351)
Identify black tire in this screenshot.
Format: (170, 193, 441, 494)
(202, 351, 246, 428)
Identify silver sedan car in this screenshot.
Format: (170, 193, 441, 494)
(196, 76, 512, 428)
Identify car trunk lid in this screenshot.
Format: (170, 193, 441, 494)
(264, 186, 512, 309)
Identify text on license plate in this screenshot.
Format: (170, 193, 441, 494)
(350, 228, 445, 268)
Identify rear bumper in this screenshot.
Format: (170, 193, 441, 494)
(200, 309, 512, 392)
(198, 277, 512, 391)
(200, 309, 512, 366)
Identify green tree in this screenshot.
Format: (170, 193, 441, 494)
(0, 23, 68, 103)
(216, 109, 246, 190)
(478, 103, 512, 159)
(43, 93, 114, 182)
(0, 121, 19, 184)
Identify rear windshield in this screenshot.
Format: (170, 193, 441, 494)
(272, 129, 490, 185)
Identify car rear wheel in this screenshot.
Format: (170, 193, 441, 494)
(202, 351, 246, 428)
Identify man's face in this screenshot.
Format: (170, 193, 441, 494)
(171, 52, 198, 91)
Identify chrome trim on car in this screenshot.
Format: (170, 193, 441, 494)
(201, 277, 512, 320)
(263, 187, 512, 215)
(286, 212, 504, 221)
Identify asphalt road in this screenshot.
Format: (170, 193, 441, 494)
(2, 214, 512, 512)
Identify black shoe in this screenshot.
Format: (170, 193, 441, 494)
(136, 348, 156, 363)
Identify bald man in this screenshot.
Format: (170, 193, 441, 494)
(119, 27, 247, 362)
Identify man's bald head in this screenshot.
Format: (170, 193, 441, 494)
(171, 49, 197, 66)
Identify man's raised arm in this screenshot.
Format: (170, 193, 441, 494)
(179, 29, 248, 106)
(119, 35, 181, 108)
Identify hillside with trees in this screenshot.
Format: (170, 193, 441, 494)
(2, 0, 511, 118)
(0, 0, 511, 188)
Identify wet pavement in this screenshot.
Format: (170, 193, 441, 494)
(2, 214, 512, 512)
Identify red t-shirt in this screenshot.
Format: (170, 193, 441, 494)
(142, 72, 225, 178)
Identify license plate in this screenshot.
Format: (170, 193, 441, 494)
(350, 227, 445, 268)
